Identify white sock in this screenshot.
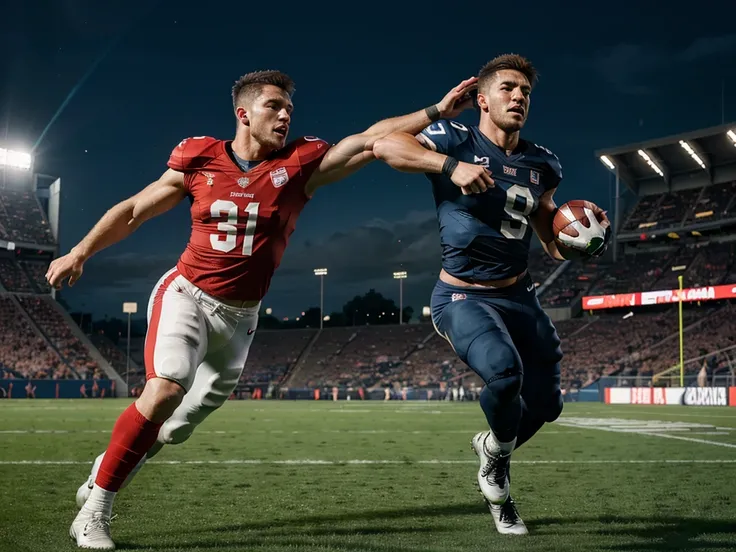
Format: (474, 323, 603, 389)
(81, 484, 116, 518)
(485, 431, 516, 455)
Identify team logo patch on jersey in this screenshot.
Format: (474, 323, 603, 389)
(451, 293, 467, 302)
(530, 170, 540, 184)
(503, 165, 517, 176)
(270, 167, 289, 188)
(474, 155, 490, 168)
(202, 172, 215, 186)
(237, 177, 250, 188)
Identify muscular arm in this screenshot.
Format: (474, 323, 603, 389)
(47, 168, 188, 288)
(372, 132, 448, 174)
(304, 108, 438, 194)
(529, 188, 566, 261)
(304, 77, 478, 195)
(373, 132, 493, 195)
(73, 169, 188, 260)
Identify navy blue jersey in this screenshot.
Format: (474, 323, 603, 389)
(419, 119, 562, 281)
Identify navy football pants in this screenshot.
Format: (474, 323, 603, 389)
(431, 273, 563, 446)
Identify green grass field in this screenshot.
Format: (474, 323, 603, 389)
(1, 400, 735, 552)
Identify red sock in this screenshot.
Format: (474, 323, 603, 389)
(95, 403, 163, 492)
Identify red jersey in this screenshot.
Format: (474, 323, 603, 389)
(167, 135, 330, 301)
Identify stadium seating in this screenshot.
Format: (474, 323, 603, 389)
(685, 181, 736, 224)
(0, 295, 74, 379)
(0, 180, 121, 388)
(3, 171, 735, 399)
(0, 188, 55, 245)
(0, 257, 36, 292)
(621, 181, 736, 232)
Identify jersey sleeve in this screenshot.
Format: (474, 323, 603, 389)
(417, 119, 470, 154)
(533, 143, 563, 191)
(295, 136, 331, 179)
(544, 152, 563, 191)
(167, 136, 219, 173)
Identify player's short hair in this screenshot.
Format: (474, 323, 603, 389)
(231, 70, 295, 109)
(478, 54, 538, 92)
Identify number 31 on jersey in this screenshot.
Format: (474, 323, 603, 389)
(209, 200, 259, 256)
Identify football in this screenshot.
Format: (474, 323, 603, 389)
(553, 200, 608, 260)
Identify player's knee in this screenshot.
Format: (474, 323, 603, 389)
(137, 378, 186, 423)
(158, 404, 217, 446)
(471, 337, 522, 403)
(485, 366, 523, 405)
(158, 418, 194, 446)
(467, 332, 522, 384)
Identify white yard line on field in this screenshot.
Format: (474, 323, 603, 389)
(556, 417, 736, 449)
(1, 458, 736, 466)
(0, 428, 581, 436)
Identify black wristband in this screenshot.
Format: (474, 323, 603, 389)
(442, 156, 459, 178)
(425, 105, 440, 122)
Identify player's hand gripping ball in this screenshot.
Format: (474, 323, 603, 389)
(553, 200, 611, 260)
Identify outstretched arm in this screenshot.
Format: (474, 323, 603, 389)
(373, 132, 495, 195)
(46, 169, 188, 288)
(304, 77, 478, 195)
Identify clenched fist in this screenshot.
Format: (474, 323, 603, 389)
(450, 161, 495, 195)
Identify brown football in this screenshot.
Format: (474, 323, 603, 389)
(553, 200, 604, 259)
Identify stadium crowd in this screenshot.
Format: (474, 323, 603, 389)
(621, 180, 736, 232)
(1, 179, 735, 396)
(0, 188, 56, 245)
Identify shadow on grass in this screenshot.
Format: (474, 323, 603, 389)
(117, 503, 736, 552)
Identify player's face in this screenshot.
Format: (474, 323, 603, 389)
(247, 85, 293, 150)
(478, 70, 531, 133)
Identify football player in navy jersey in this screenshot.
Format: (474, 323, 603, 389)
(374, 54, 610, 534)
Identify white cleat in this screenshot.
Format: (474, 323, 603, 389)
(76, 454, 104, 508)
(471, 431, 511, 505)
(69, 510, 115, 550)
(489, 496, 528, 535)
(76, 453, 147, 509)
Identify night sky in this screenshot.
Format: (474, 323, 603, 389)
(2, 0, 735, 322)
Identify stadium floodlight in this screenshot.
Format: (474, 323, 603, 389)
(679, 140, 706, 170)
(637, 149, 664, 177)
(0, 147, 32, 170)
(122, 302, 138, 392)
(313, 268, 327, 329)
(599, 155, 615, 170)
(728, 130, 736, 146)
(393, 271, 407, 324)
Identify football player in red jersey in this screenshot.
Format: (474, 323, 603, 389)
(46, 69, 478, 549)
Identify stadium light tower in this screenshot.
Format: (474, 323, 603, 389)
(637, 149, 664, 177)
(393, 271, 407, 324)
(313, 268, 327, 329)
(679, 140, 706, 170)
(122, 302, 138, 392)
(599, 155, 615, 170)
(728, 130, 736, 147)
(0, 147, 32, 170)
